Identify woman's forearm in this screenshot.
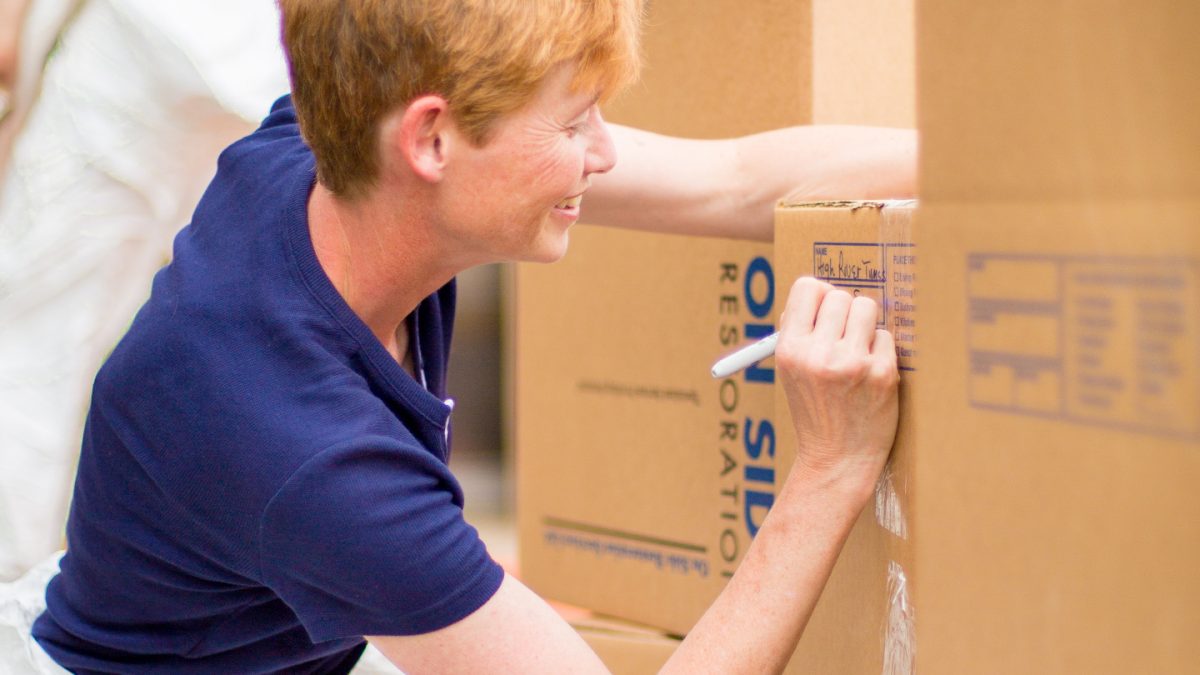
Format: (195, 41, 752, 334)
(585, 123, 916, 242)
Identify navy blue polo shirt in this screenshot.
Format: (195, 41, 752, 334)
(32, 96, 504, 674)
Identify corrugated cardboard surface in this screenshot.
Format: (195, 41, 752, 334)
(602, 0, 812, 138)
(605, 0, 920, 137)
(917, 5, 1199, 670)
(575, 617, 679, 675)
(773, 202, 917, 673)
(813, 0, 915, 128)
(914, 201, 1200, 673)
(516, 227, 775, 634)
(917, 0, 1200, 202)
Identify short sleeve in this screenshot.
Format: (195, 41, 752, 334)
(258, 436, 504, 642)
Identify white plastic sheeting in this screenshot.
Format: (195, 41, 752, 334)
(0, 552, 67, 673)
(0, 0, 290, 580)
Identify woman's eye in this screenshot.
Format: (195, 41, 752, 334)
(565, 111, 591, 136)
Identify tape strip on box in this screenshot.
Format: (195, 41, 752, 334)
(882, 560, 916, 675)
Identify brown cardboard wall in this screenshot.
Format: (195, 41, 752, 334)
(575, 619, 680, 675)
(913, 201, 1200, 673)
(917, 0, 1200, 202)
(602, 0, 812, 138)
(912, 0, 1195, 662)
(917, 3, 1200, 670)
(813, 0, 915, 127)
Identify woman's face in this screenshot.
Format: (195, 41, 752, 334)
(437, 63, 617, 265)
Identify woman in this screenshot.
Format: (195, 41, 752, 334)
(29, 1, 905, 672)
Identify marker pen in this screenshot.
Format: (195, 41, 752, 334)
(710, 331, 779, 378)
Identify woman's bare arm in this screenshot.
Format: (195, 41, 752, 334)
(584, 122, 916, 241)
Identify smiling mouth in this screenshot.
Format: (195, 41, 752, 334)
(554, 195, 583, 210)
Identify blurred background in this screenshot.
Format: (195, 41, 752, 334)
(445, 264, 512, 560)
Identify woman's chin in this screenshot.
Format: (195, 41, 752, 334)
(524, 232, 571, 264)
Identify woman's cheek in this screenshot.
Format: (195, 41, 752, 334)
(533, 144, 584, 191)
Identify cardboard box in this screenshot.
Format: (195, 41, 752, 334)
(516, 0, 916, 635)
(813, 0, 916, 128)
(914, 2, 1200, 671)
(516, 228, 775, 634)
(602, 0, 813, 139)
(574, 616, 680, 675)
(912, 201, 1200, 673)
(771, 202, 1198, 674)
(773, 200, 917, 673)
(771, 200, 1199, 673)
(917, 0, 1200, 202)
(605, 0, 916, 137)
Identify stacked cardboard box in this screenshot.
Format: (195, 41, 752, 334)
(913, 1, 1199, 672)
(515, 0, 918, 668)
(773, 200, 917, 673)
(573, 615, 679, 675)
(516, 1, 1200, 672)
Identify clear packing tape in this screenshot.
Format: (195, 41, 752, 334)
(883, 560, 916, 675)
(875, 463, 908, 541)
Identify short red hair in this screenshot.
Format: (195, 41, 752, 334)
(279, 0, 644, 198)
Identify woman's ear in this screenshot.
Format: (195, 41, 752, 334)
(384, 94, 451, 183)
